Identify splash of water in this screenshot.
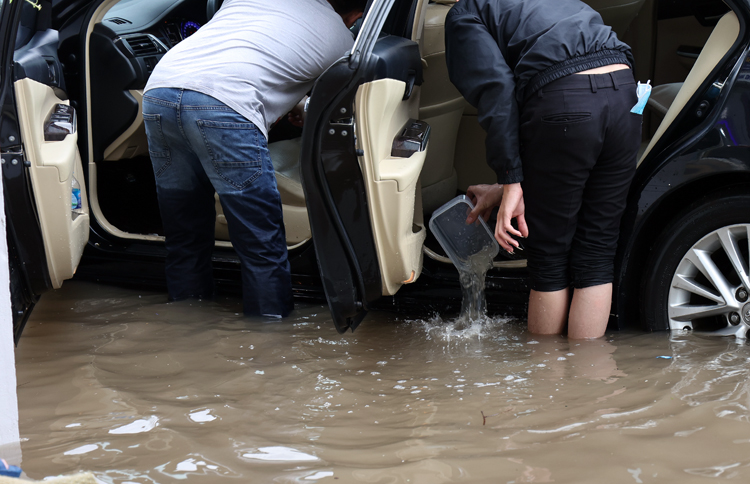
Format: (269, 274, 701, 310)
(415, 313, 511, 342)
(407, 245, 508, 341)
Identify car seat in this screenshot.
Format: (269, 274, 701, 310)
(214, 138, 311, 247)
(416, 0, 463, 213)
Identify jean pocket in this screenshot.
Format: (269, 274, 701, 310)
(542, 112, 592, 125)
(143, 113, 172, 177)
(197, 120, 263, 190)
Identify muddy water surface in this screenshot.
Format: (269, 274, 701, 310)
(13, 282, 750, 483)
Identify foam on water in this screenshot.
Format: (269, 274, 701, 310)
(413, 313, 513, 342)
(409, 244, 509, 341)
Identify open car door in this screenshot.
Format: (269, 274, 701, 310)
(301, 0, 429, 333)
(1, 0, 89, 342)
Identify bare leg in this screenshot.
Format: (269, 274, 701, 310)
(528, 288, 570, 335)
(567, 283, 612, 339)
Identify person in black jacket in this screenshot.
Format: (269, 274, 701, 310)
(446, 0, 641, 339)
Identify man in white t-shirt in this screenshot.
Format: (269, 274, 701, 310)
(143, 0, 365, 318)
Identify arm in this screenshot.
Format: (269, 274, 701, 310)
(445, 10, 523, 185)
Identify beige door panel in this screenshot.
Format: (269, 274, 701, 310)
(15, 78, 90, 288)
(355, 79, 427, 296)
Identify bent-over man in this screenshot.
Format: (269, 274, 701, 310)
(446, 0, 641, 338)
(143, 0, 365, 317)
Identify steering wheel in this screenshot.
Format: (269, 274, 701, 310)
(206, 0, 224, 21)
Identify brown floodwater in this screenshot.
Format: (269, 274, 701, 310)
(12, 281, 750, 483)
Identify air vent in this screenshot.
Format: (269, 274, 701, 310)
(123, 35, 161, 57)
(164, 23, 182, 46)
(105, 17, 132, 25)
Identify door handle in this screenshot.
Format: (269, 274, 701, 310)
(403, 70, 417, 100)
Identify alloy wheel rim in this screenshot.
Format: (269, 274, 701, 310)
(668, 224, 750, 338)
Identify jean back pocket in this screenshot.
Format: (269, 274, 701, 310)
(143, 112, 172, 177)
(197, 120, 263, 190)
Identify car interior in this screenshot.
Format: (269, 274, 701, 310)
(11, 0, 741, 295)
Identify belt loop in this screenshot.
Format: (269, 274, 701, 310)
(537, 88, 544, 99)
(589, 75, 597, 93)
(610, 72, 619, 90)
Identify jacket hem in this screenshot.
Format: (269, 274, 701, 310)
(523, 49, 631, 101)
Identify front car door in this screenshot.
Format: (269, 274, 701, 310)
(301, 0, 428, 332)
(0, 0, 90, 342)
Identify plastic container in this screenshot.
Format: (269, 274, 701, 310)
(428, 195, 499, 272)
(0, 458, 22, 478)
(71, 175, 82, 213)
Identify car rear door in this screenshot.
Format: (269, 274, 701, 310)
(300, 0, 428, 333)
(1, 0, 89, 341)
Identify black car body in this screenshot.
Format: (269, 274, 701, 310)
(2, 0, 750, 341)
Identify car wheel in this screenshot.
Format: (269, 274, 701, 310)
(642, 194, 750, 337)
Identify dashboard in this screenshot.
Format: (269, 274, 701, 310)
(89, 0, 208, 162)
(102, 0, 207, 49)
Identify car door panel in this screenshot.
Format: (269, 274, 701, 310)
(301, 0, 427, 332)
(11, 22, 89, 290)
(1, 0, 90, 341)
(15, 77, 89, 288)
(355, 78, 426, 296)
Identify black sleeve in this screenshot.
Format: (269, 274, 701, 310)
(445, 10, 523, 185)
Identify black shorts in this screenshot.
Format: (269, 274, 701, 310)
(519, 69, 641, 292)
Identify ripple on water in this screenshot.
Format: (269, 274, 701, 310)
(14, 282, 750, 482)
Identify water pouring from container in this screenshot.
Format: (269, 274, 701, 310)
(429, 196, 500, 325)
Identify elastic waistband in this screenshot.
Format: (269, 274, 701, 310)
(524, 49, 632, 99)
(523, 68, 635, 104)
(542, 68, 635, 92)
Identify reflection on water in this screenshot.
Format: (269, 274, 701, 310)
(12, 282, 750, 482)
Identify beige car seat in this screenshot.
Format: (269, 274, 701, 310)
(647, 83, 683, 117)
(214, 138, 311, 246)
(417, 0, 464, 212)
(640, 11, 740, 164)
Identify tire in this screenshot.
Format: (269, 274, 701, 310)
(641, 194, 750, 337)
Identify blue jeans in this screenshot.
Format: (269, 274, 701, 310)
(142, 88, 293, 317)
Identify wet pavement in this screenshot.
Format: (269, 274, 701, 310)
(12, 281, 750, 483)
